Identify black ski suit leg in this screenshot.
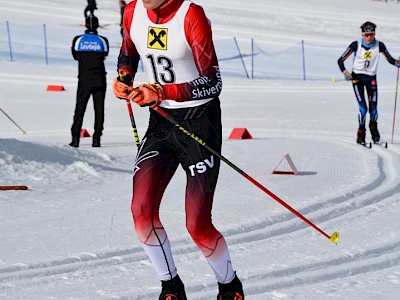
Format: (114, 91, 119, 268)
(71, 80, 91, 138)
(366, 79, 378, 122)
(352, 80, 368, 130)
(92, 84, 106, 139)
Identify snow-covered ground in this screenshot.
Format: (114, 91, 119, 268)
(1, 0, 400, 299)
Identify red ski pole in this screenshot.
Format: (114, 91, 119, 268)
(152, 106, 339, 245)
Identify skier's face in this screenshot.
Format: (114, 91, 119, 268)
(362, 32, 375, 44)
(142, 0, 166, 10)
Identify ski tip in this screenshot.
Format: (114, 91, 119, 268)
(329, 231, 340, 245)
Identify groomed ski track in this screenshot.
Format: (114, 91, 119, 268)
(1, 129, 399, 299)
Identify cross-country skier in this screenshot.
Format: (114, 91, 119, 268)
(70, 15, 109, 148)
(337, 21, 400, 144)
(112, 0, 245, 299)
(84, 0, 97, 18)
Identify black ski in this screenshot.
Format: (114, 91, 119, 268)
(372, 141, 388, 148)
(358, 141, 372, 148)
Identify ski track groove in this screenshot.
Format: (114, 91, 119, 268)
(121, 239, 400, 299)
(1, 136, 399, 298)
(191, 250, 400, 299)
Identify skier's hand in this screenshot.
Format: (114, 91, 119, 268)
(113, 68, 134, 99)
(395, 57, 400, 67)
(343, 70, 352, 81)
(127, 84, 165, 108)
(113, 78, 132, 99)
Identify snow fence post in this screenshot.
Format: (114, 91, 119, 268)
(233, 37, 249, 79)
(251, 38, 254, 79)
(6, 21, 13, 62)
(43, 24, 49, 65)
(301, 40, 306, 81)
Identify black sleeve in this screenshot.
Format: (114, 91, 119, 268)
(379, 42, 397, 66)
(117, 54, 139, 75)
(337, 41, 358, 72)
(101, 36, 110, 58)
(71, 35, 81, 61)
(105, 38, 110, 57)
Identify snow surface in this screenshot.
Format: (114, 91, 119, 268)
(1, 0, 400, 299)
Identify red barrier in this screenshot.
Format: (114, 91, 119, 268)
(0, 185, 28, 191)
(228, 128, 253, 140)
(46, 85, 65, 91)
(80, 128, 91, 137)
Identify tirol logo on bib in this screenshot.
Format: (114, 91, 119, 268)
(147, 27, 168, 50)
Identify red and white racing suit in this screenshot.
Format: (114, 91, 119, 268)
(118, 0, 236, 284)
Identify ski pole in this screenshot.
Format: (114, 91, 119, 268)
(0, 107, 26, 134)
(331, 77, 345, 83)
(125, 100, 141, 150)
(117, 71, 141, 150)
(391, 67, 400, 144)
(152, 106, 340, 245)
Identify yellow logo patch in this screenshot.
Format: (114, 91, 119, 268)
(363, 51, 372, 59)
(147, 27, 168, 50)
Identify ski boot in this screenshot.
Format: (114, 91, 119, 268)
(92, 136, 101, 147)
(217, 273, 244, 300)
(159, 275, 187, 300)
(369, 121, 380, 144)
(356, 128, 366, 145)
(69, 136, 80, 148)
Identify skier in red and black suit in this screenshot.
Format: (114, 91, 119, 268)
(112, 0, 244, 299)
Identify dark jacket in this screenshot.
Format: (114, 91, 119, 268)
(71, 30, 109, 81)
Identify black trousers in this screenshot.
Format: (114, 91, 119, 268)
(351, 73, 378, 129)
(71, 79, 106, 140)
(84, 5, 96, 17)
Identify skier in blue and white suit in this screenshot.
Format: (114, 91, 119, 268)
(338, 21, 400, 145)
(70, 15, 109, 148)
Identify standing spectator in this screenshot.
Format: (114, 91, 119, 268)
(112, 0, 245, 299)
(119, 0, 127, 37)
(70, 15, 109, 148)
(337, 21, 400, 145)
(84, 0, 97, 18)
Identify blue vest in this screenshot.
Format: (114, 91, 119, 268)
(75, 33, 108, 53)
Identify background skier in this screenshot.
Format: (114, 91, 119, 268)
(338, 21, 400, 144)
(84, 0, 97, 17)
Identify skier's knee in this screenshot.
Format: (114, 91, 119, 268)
(131, 201, 153, 226)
